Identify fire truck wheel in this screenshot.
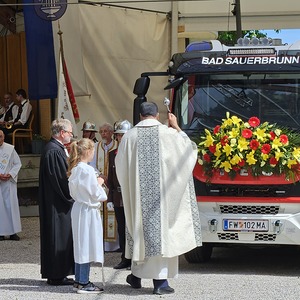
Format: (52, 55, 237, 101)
(184, 244, 213, 263)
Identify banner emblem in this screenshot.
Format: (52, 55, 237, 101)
(34, 0, 67, 21)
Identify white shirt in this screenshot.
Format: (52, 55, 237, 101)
(12, 99, 32, 125)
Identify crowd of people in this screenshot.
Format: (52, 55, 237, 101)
(0, 99, 202, 295)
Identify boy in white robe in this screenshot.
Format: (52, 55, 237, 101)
(0, 130, 22, 241)
(115, 102, 202, 295)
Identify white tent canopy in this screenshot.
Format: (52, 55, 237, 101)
(85, 0, 300, 30)
(54, 4, 170, 131)
(47, 0, 300, 132)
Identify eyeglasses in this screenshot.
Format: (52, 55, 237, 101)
(63, 130, 74, 137)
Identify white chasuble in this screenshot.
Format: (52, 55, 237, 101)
(116, 119, 202, 279)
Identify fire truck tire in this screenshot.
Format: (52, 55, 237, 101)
(184, 244, 213, 263)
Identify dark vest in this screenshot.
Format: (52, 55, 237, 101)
(14, 100, 28, 123)
(4, 104, 16, 122)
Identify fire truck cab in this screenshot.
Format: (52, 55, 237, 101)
(133, 37, 300, 262)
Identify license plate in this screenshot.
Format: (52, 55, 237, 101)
(223, 219, 269, 232)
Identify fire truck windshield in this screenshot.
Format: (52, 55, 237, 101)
(174, 72, 300, 137)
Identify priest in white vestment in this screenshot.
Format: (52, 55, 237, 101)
(0, 130, 22, 241)
(115, 102, 202, 295)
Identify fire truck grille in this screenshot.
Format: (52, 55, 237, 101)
(217, 232, 277, 242)
(219, 205, 279, 215)
(218, 233, 239, 240)
(255, 233, 277, 242)
(205, 184, 292, 197)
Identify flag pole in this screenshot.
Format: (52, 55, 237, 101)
(57, 22, 80, 124)
(58, 21, 65, 68)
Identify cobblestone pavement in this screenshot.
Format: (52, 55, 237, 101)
(1, 217, 300, 300)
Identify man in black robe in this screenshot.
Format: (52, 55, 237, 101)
(39, 118, 75, 285)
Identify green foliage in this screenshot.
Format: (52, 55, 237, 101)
(218, 30, 280, 46)
(33, 133, 47, 140)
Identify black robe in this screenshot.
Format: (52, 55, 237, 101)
(38, 138, 74, 279)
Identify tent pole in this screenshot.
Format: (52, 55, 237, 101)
(171, 1, 178, 55)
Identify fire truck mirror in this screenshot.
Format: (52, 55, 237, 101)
(133, 77, 150, 96)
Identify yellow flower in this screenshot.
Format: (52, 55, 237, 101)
(220, 161, 232, 172)
(237, 138, 249, 152)
(275, 151, 284, 161)
(287, 159, 297, 169)
(246, 151, 257, 165)
(230, 154, 241, 165)
(223, 144, 232, 156)
(228, 128, 239, 139)
(261, 153, 269, 161)
(231, 116, 242, 125)
(253, 128, 267, 141)
(203, 131, 214, 147)
(222, 118, 233, 128)
(214, 144, 222, 159)
(272, 137, 282, 150)
(292, 147, 300, 160)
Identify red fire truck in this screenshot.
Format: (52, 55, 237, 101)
(133, 37, 300, 262)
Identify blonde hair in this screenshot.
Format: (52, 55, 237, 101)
(67, 138, 94, 177)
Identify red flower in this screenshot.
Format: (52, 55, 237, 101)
(249, 140, 260, 150)
(270, 131, 275, 140)
(203, 153, 211, 162)
(269, 157, 278, 166)
(238, 160, 245, 167)
(209, 145, 216, 153)
(220, 136, 228, 146)
(280, 134, 288, 144)
(213, 125, 221, 134)
(261, 144, 271, 154)
(249, 116, 260, 127)
(242, 129, 253, 139)
(232, 166, 240, 171)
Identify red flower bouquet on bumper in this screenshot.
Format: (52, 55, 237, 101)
(197, 112, 300, 181)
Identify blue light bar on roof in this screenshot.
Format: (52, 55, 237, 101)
(186, 41, 212, 52)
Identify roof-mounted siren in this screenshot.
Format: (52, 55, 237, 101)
(271, 38, 283, 46)
(237, 36, 275, 46)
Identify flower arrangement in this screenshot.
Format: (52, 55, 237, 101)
(198, 112, 300, 181)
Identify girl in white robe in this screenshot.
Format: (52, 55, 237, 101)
(68, 138, 107, 294)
